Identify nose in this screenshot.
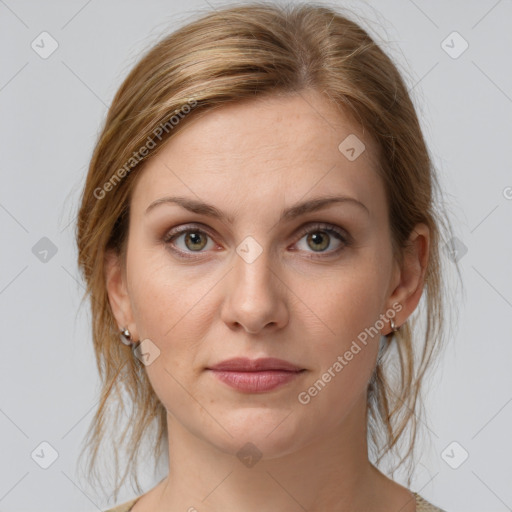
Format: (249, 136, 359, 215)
(220, 243, 289, 334)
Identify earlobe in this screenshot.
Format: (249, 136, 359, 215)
(104, 249, 135, 334)
(385, 223, 430, 334)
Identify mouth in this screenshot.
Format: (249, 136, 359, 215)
(205, 357, 306, 393)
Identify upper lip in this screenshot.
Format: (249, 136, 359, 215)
(207, 357, 304, 372)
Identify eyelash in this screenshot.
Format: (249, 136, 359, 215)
(163, 222, 351, 261)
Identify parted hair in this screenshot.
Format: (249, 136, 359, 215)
(75, 1, 459, 501)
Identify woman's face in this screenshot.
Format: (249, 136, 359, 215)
(106, 89, 422, 458)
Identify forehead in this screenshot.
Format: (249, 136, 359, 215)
(130, 89, 385, 218)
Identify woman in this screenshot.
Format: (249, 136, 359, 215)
(76, 3, 456, 511)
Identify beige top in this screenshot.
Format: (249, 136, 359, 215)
(104, 492, 446, 511)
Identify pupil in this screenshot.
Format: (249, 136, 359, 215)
(309, 232, 328, 251)
(187, 232, 204, 250)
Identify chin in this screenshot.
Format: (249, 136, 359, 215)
(205, 408, 311, 460)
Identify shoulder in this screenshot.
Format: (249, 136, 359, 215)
(414, 492, 447, 512)
(103, 496, 141, 512)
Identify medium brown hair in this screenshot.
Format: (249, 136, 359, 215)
(75, 1, 459, 500)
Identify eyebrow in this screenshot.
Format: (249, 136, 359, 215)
(145, 195, 369, 223)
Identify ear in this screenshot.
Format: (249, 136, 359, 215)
(104, 249, 138, 341)
(385, 222, 430, 334)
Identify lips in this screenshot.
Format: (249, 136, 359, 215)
(206, 357, 305, 393)
(207, 357, 303, 372)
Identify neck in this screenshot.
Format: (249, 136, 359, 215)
(154, 394, 384, 512)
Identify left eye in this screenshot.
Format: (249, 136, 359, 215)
(295, 227, 346, 254)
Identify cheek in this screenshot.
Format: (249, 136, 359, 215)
(293, 252, 389, 404)
(302, 259, 388, 351)
(128, 245, 203, 330)
(127, 251, 221, 377)
(294, 275, 385, 430)
(126, 260, 217, 416)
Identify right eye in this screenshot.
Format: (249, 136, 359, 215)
(163, 225, 217, 259)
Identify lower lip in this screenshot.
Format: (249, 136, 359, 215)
(207, 370, 304, 393)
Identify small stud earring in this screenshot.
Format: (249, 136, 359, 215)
(120, 327, 132, 345)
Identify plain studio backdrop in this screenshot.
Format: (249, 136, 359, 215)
(1, 1, 511, 511)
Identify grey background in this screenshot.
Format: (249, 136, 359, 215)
(1, 0, 511, 511)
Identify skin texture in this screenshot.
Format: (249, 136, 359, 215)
(105, 88, 429, 512)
